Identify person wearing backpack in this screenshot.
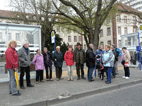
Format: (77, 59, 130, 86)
(112, 44, 120, 74)
(95, 45, 104, 77)
(52, 46, 63, 81)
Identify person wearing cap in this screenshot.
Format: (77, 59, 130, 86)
(52, 46, 63, 81)
(17, 41, 34, 89)
(121, 47, 130, 79)
(43, 47, 53, 81)
(5, 40, 21, 96)
(74, 42, 86, 80)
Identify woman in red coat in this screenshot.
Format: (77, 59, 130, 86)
(64, 46, 74, 81)
(5, 40, 21, 96)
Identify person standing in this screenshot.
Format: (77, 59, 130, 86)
(64, 46, 74, 81)
(17, 41, 34, 89)
(43, 47, 53, 81)
(112, 44, 120, 74)
(32, 49, 45, 84)
(5, 40, 21, 96)
(121, 47, 130, 79)
(95, 45, 104, 77)
(86, 44, 96, 82)
(52, 46, 63, 81)
(74, 42, 86, 80)
(102, 44, 114, 84)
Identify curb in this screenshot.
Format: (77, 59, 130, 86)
(24, 79, 142, 106)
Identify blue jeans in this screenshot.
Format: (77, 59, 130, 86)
(88, 68, 94, 81)
(105, 67, 112, 82)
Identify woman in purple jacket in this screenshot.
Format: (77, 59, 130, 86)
(32, 49, 45, 84)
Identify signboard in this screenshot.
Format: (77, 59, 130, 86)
(51, 31, 55, 43)
(136, 46, 141, 52)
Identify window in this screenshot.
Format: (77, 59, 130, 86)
(107, 27, 111, 36)
(0, 32, 2, 42)
(118, 40, 121, 48)
(84, 44, 87, 51)
(124, 16, 127, 23)
(68, 36, 71, 42)
(108, 40, 111, 45)
(16, 33, 20, 41)
(79, 36, 81, 42)
(8, 33, 11, 41)
(117, 15, 121, 22)
(74, 36, 77, 42)
(125, 40, 128, 46)
(100, 29, 103, 37)
(118, 27, 121, 35)
(124, 27, 127, 34)
(133, 26, 137, 33)
(100, 42, 104, 48)
(133, 16, 136, 24)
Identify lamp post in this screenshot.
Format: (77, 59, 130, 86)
(51, 30, 56, 52)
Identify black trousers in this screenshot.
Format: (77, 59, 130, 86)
(45, 65, 52, 79)
(124, 66, 130, 77)
(76, 63, 84, 78)
(56, 67, 62, 79)
(36, 70, 43, 81)
(20, 66, 31, 86)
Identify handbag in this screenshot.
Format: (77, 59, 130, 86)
(121, 60, 125, 65)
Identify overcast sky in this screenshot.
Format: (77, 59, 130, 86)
(0, 0, 13, 11)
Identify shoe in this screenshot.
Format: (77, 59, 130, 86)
(40, 80, 44, 82)
(59, 78, 64, 80)
(12, 93, 21, 96)
(88, 79, 94, 82)
(20, 86, 25, 89)
(9, 92, 12, 94)
(103, 75, 106, 77)
(57, 78, 59, 81)
(68, 79, 70, 81)
(36, 82, 38, 84)
(27, 84, 34, 87)
(122, 76, 125, 79)
(70, 79, 73, 81)
(105, 81, 111, 84)
(125, 77, 130, 79)
(49, 79, 54, 81)
(77, 78, 80, 80)
(82, 77, 86, 79)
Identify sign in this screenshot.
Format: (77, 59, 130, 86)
(139, 25, 142, 37)
(51, 31, 55, 43)
(136, 46, 141, 52)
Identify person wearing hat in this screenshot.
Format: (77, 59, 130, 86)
(74, 42, 86, 80)
(17, 41, 34, 89)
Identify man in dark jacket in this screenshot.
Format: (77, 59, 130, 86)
(74, 42, 86, 80)
(43, 47, 53, 81)
(86, 44, 96, 82)
(52, 46, 63, 81)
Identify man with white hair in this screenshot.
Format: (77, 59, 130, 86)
(86, 44, 96, 82)
(52, 46, 63, 81)
(17, 41, 34, 89)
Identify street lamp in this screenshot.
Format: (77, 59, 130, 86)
(51, 30, 56, 52)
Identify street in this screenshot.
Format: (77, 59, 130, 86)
(52, 83, 142, 106)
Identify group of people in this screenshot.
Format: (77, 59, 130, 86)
(5, 40, 130, 96)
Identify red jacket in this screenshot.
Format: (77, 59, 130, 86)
(5, 47, 19, 69)
(64, 50, 74, 66)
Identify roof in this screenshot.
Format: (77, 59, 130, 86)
(117, 2, 142, 14)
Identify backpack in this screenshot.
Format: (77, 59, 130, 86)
(116, 48, 121, 56)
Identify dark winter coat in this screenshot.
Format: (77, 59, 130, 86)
(52, 51, 63, 67)
(86, 47, 96, 68)
(74, 47, 86, 64)
(43, 51, 52, 67)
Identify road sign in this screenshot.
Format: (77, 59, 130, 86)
(136, 46, 141, 52)
(51, 31, 55, 43)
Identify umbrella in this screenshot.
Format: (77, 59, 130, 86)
(14, 69, 19, 93)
